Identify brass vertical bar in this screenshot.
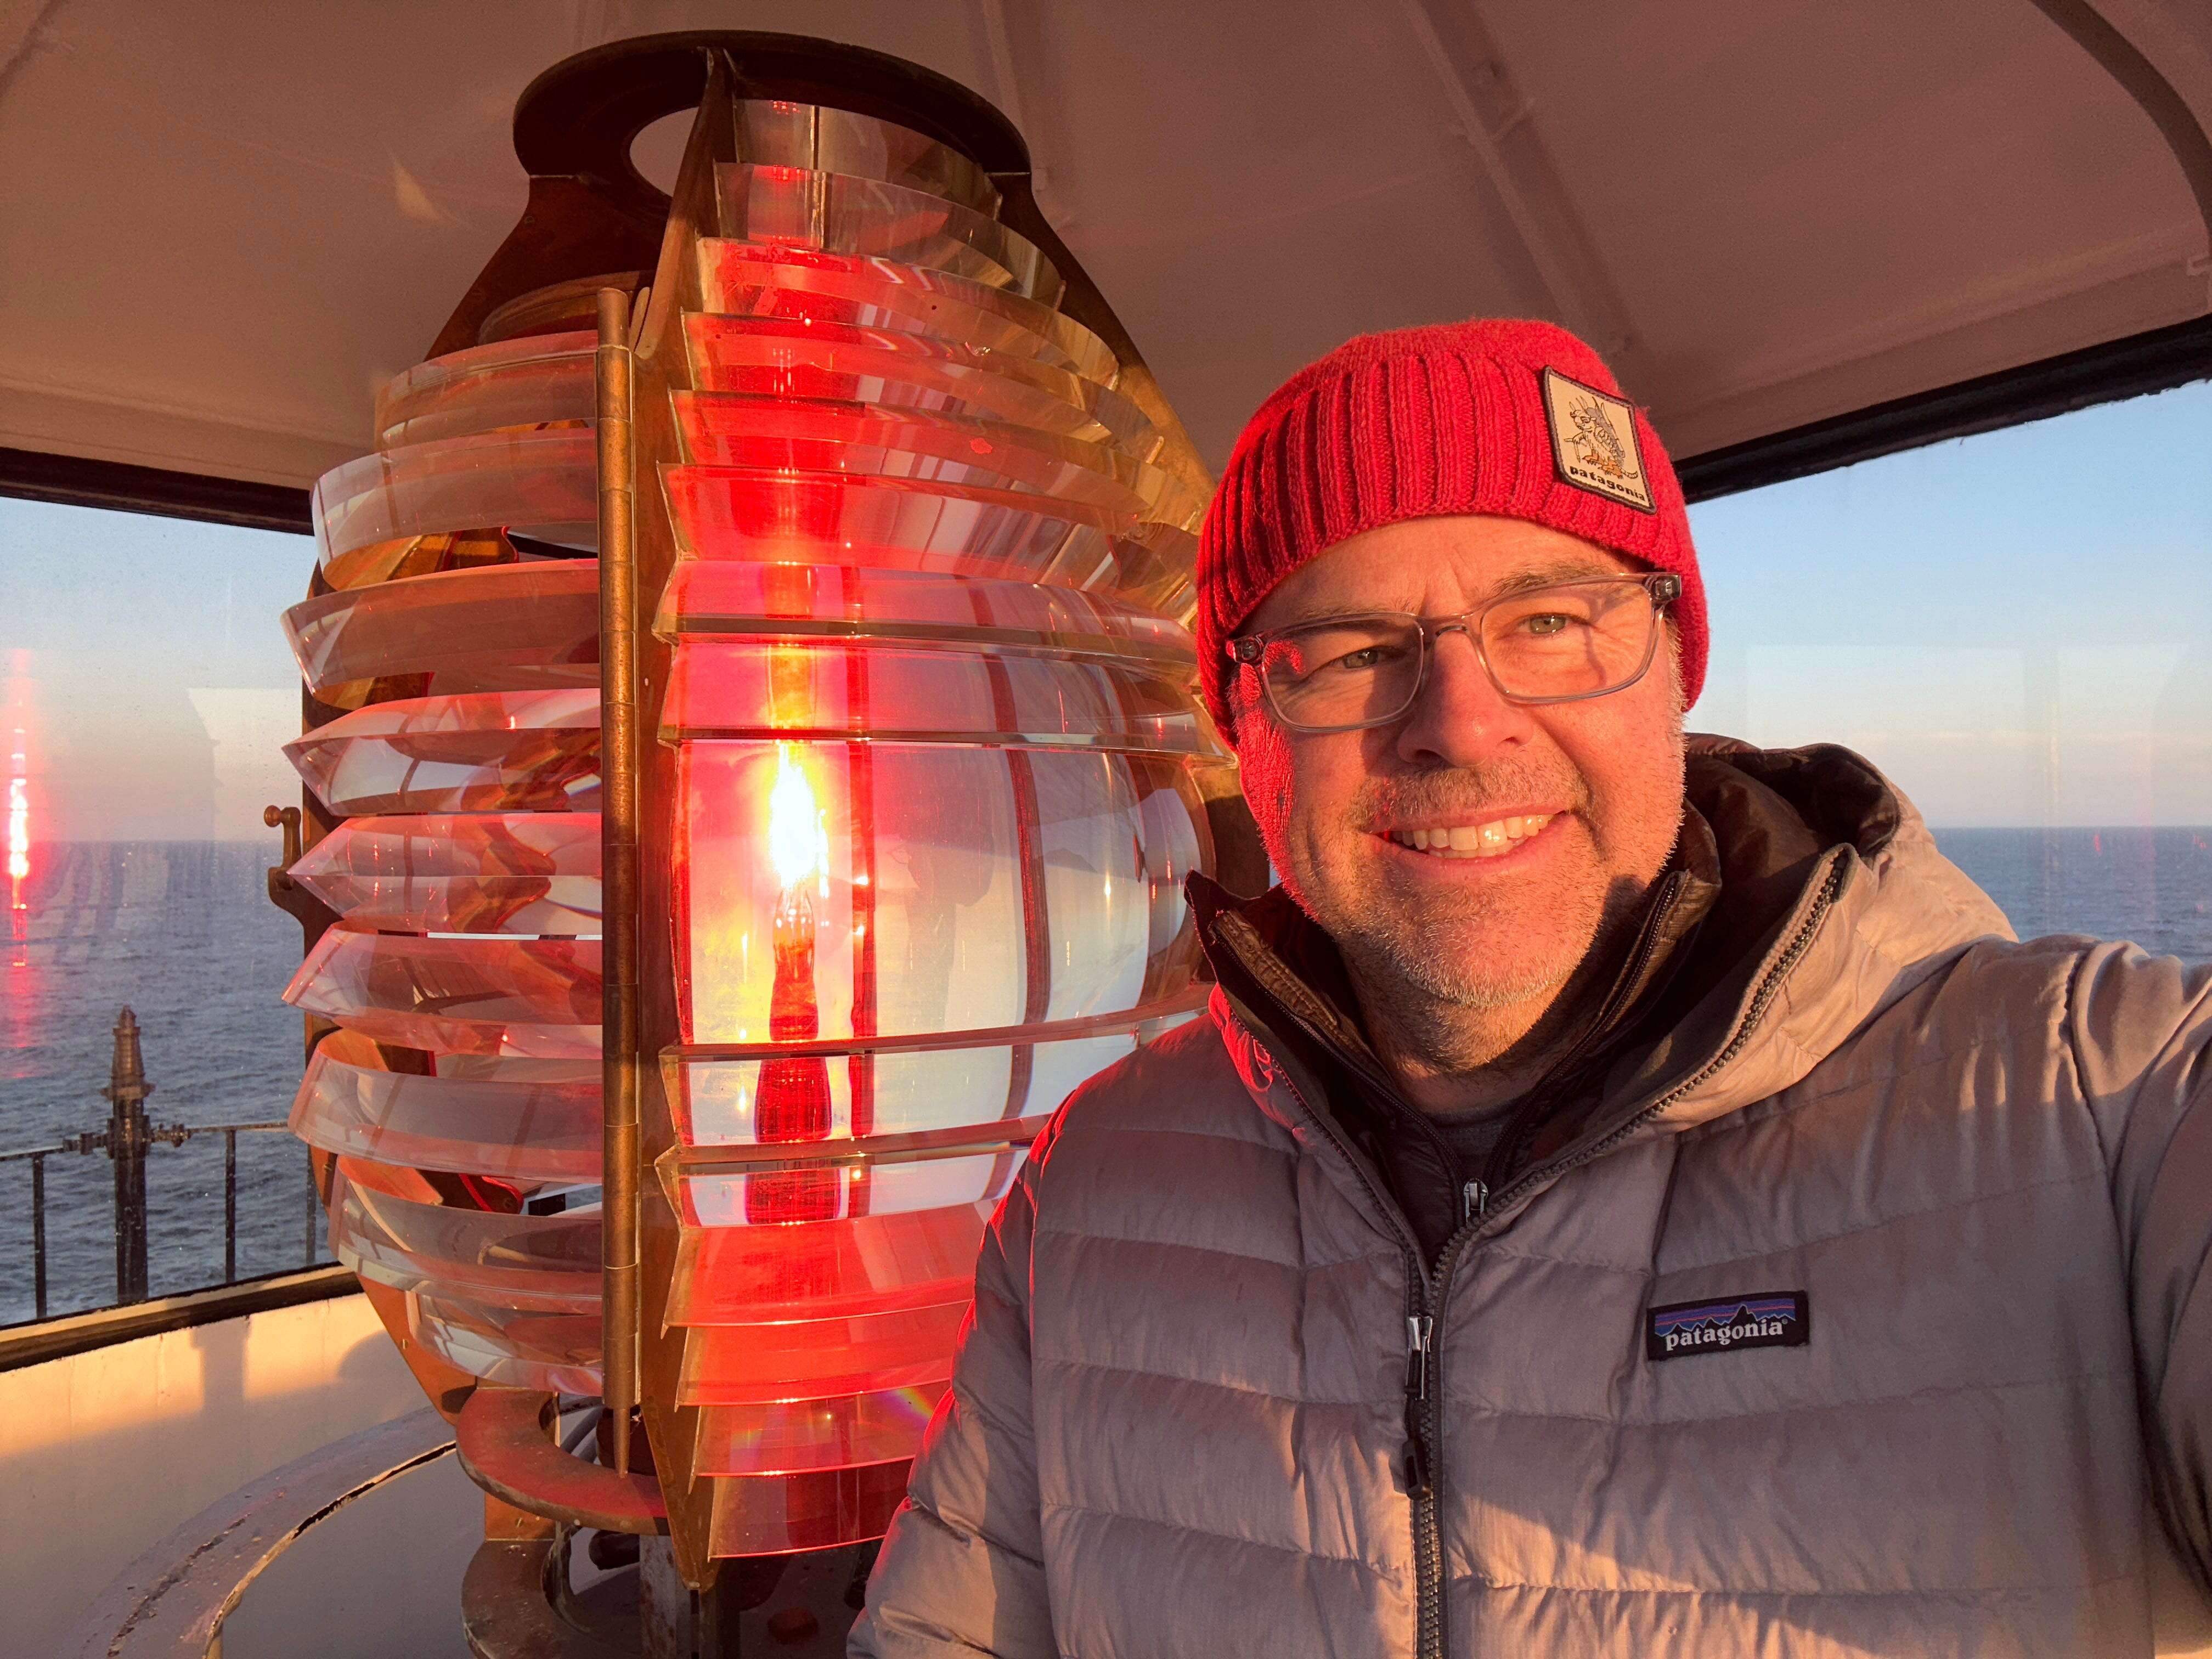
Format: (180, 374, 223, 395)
(596, 285, 642, 1474)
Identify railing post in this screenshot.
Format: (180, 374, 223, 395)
(303, 1150, 318, 1266)
(104, 1007, 154, 1306)
(31, 1152, 47, 1321)
(224, 1129, 238, 1284)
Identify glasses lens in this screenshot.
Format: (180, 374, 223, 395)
(1481, 579, 1657, 701)
(1261, 614, 1424, 730)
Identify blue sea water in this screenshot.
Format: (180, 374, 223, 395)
(3, 830, 2210, 1327)
(1934, 827, 2212, 959)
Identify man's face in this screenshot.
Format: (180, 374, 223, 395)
(1233, 514, 1687, 1011)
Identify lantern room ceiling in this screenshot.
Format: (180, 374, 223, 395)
(2, 0, 2208, 493)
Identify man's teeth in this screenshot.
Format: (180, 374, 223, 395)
(1386, 814, 1553, 859)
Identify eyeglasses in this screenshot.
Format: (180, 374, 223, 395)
(1227, 573, 1680, 734)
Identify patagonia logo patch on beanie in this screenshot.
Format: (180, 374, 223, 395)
(1541, 367, 1655, 514)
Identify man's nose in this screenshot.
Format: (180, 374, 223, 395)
(1393, 627, 1538, 766)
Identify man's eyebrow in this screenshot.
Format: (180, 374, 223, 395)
(1265, 558, 1628, 628)
(1482, 558, 1624, 597)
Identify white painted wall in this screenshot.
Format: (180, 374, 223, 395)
(0, 1291, 424, 1659)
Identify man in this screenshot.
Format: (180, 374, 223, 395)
(851, 319, 2212, 1655)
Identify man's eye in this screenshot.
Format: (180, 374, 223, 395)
(1273, 631, 1408, 681)
(1519, 613, 1579, 637)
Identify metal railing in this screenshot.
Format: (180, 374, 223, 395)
(1, 1005, 320, 1321)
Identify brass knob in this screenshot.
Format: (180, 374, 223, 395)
(263, 804, 303, 877)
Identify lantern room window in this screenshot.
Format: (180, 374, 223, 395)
(0, 498, 329, 1322)
(1690, 377, 2212, 951)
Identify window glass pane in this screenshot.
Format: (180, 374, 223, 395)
(1688, 379, 2212, 957)
(1, 498, 328, 1322)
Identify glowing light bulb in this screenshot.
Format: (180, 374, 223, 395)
(766, 743, 819, 890)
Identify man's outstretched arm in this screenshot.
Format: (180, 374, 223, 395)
(850, 1145, 1054, 1658)
(2072, 943, 2212, 1603)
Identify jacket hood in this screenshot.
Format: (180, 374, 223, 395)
(1556, 736, 2013, 1135)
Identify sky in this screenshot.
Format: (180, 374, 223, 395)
(1686, 377, 2212, 825)
(0, 376, 2207, 840)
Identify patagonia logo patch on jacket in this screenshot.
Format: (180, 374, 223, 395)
(1646, 1291, 1809, 1360)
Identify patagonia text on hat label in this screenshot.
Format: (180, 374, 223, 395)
(1646, 1290, 1809, 1361)
(1542, 367, 1656, 514)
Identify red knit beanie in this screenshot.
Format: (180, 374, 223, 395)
(1194, 318, 1706, 738)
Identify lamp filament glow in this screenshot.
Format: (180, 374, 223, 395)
(767, 743, 820, 890)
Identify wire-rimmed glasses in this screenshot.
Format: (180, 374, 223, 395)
(1227, 573, 1681, 734)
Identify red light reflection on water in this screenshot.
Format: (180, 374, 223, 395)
(6, 737, 26, 949)
(5, 650, 32, 951)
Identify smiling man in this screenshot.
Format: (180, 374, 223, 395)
(853, 320, 2212, 1656)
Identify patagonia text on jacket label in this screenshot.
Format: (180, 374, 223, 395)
(1646, 1291, 1809, 1361)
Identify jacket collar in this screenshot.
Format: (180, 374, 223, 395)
(1630, 740, 2013, 1134)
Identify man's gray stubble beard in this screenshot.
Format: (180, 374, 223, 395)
(1320, 874, 1596, 1014)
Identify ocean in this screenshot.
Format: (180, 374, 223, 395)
(4, 828, 2211, 1327)
(1932, 827, 2212, 958)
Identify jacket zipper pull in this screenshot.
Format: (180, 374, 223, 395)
(1462, 1180, 1488, 1224)
(1403, 1314, 1435, 1498)
(1404, 1314, 1434, 1397)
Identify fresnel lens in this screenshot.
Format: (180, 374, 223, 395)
(273, 40, 1239, 1583)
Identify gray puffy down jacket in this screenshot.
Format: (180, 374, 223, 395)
(851, 744, 2212, 1656)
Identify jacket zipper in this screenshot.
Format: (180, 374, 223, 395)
(1404, 1312, 1435, 1497)
(1238, 1037, 1442, 1659)
(1393, 869, 1694, 1658)
(1413, 1197, 1484, 1659)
